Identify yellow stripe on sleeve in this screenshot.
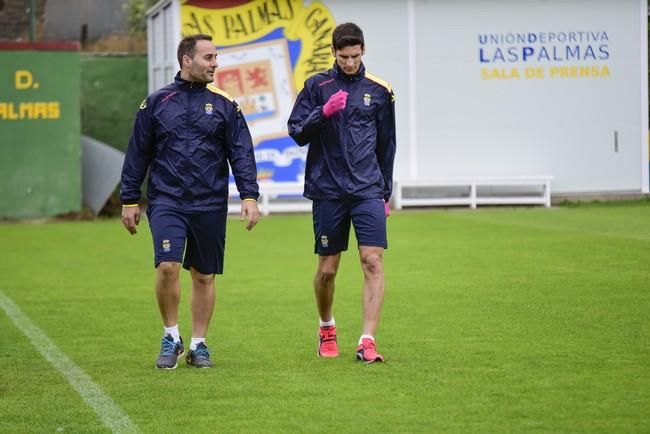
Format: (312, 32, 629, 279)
(365, 72, 392, 93)
(206, 84, 235, 102)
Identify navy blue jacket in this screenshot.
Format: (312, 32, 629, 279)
(287, 63, 396, 201)
(120, 73, 259, 210)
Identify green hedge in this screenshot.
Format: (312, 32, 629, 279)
(81, 54, 148, 152)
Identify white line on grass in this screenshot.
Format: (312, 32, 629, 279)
(0, 290, 138, 433)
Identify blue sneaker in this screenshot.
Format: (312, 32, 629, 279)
(156, 334, 184, 370)
(186, 342, 214, 368)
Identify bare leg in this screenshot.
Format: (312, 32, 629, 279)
(314, 254, 341, 322)
(358, 246, 385, 336)
(155, 261, 182, 327)
(190, 267, 215, 338)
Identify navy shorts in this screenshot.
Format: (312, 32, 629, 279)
(146, 204, 228, 275)
(312, 198, 387, 255)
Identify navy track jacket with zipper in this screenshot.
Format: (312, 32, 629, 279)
(120, 73, 259, 210)
(287, 62, 396, 201)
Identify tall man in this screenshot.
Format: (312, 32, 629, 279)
(120, 34, 260, 369)
(288, 23, 396, 363)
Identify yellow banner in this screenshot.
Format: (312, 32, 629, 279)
(285, 2, 334, 91)
(181, 0, 335, 91)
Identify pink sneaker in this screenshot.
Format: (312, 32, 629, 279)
(318, 325, 339, 358)
(356, 338, 384, 363)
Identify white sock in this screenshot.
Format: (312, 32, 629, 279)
(319, 318, 335, 327)
(190, 337, 205, 351)
(164, 325, 180, 342)
(359, 334, 374, 345)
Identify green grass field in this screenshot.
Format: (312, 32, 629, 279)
(1, 201, 649, 433)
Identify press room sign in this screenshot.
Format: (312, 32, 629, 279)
(478, 30, 611, 80)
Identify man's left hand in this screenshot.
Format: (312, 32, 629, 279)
(241, 200, 260, 231)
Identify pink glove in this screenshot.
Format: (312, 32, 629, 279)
(323, 90, 348, 118)
(384, 200, 390, 217)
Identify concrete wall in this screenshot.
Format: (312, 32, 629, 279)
(43, 0, 128, 42)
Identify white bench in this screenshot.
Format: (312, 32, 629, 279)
(228, 181, 311, 216)
(392, 176, 553, 209)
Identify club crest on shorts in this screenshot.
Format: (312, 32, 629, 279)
(204, 103, 213, 115)
(363, 93, 371, 107)
(162, 239, 171, 252)
(320, 235, 329, 248)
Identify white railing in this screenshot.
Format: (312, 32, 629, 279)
(228, 182, 310, 216)
(392, 176, 553, 209)
(227, 176, 553, 215)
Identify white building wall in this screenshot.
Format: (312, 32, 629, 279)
(148, 0, 649, 195)
(411, 0, 646, 193)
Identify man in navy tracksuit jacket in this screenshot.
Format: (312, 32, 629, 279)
(120, 34, 260, 369)
(288, 23, 396, 363)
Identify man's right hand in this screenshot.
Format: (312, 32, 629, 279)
(121, 205, 140, 235)
(323, 90, 348, 118)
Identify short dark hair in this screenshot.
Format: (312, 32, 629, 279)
(332, 23, 364, 51)
(177, 34, 213, 68)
